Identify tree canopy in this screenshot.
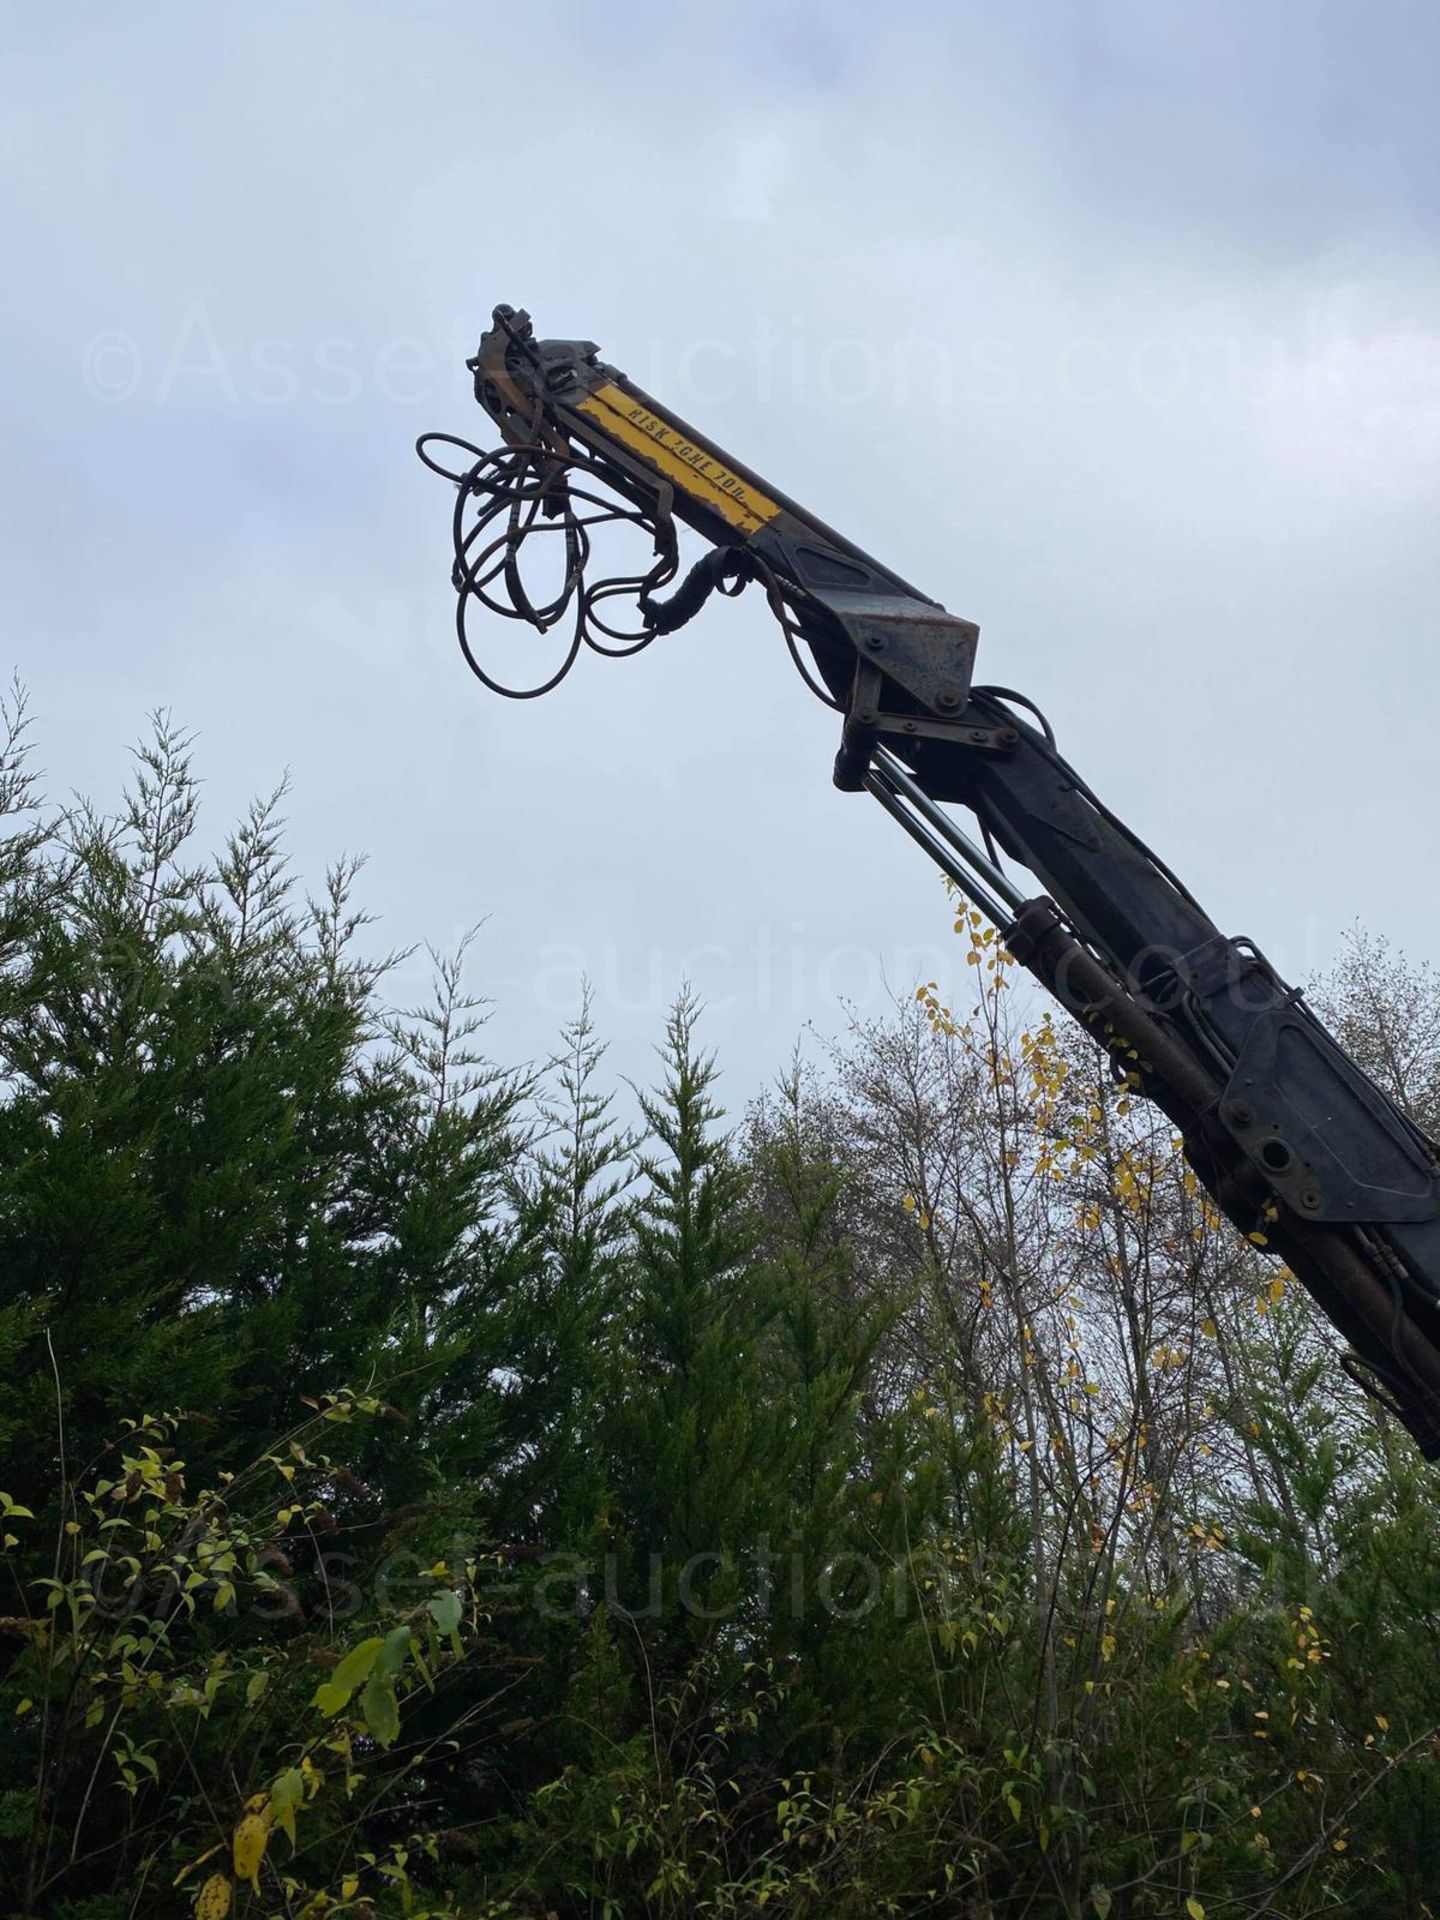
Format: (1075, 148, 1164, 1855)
(4, 702, 1440, 1919)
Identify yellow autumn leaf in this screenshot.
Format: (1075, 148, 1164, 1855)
(196, 1873, 232, 1920)
(233, 1812, 268, 1891)
(1200, 1318, 1217, 1338)
(1186, 1899, 1206, 1920)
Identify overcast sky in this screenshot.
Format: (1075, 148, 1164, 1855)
(5, 0, 1439, 1107)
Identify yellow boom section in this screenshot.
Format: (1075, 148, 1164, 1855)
(574, 382, 782, 536)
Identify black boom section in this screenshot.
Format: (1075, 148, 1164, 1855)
(897, 710, 1440, 1453)
(932, 714, 1439, 1235)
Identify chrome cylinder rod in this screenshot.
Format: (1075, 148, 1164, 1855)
(865, 746, 1028, 926)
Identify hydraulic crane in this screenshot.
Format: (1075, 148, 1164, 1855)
(419, 304, 1440, 1458)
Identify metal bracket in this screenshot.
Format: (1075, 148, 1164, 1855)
(847, 663, 1017, 750)
(836, 667, 1019, 790)
(874, 712, 1016, 752)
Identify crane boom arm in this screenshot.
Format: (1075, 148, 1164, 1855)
(424, 305, 1440, 1457)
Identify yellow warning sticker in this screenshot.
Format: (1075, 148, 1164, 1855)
(575, 382, 781, 535)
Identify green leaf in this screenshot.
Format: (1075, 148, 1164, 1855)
(427, 1588, 461, 1635)
(312, 1635, 384, 1716)
(427, 1589, 463, 1655)
(376, 1624, 413, 1677)
(1186, 1901, 1205, 1920)
(1090, 1891, 1112, 1920)
(268, 1767, 305, 1845)
(361, 1667, 400, 1747)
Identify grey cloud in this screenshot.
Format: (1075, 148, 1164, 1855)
(4, 0, 1438, 1102)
